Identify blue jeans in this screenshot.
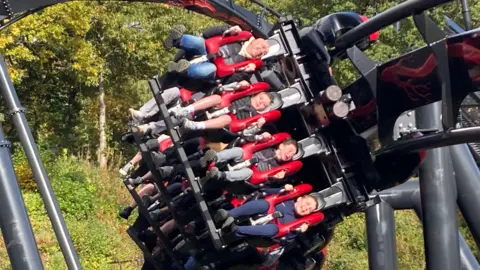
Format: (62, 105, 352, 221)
(179, 34, 217, 80)
(229, 200, 279, 239)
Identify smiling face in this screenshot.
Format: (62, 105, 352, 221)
(275, 141, 297, 162)
(250, 92, 272, 111)
(294, 195, 318, 216)
(246, 38, 270, 59)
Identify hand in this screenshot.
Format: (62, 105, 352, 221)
(244, 63, 256, 72)
(238, 80, 250, 89)
(260, 131, 271, 140)
(274, 170, 286, 179)
(284, 184, 293, 191)
(256, 117, 266, 127)
(228, 25, 242, 35)
(299, 223, 309, 233)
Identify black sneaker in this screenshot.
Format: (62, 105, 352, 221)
(167, 59, 190, 74)
(200, 150, 217, 168)
(163, 24, 186, 49)
(119, 206, 134, 220)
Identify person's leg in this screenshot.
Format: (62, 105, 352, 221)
(228, 199, 269, 218)
(172, 95, 222, 118)
(119, 152, 143, 176)
(184, 256, 197, 270)
(119, 184, 157, 219)
(130, 87, 181, 122)
(216, 147, 244, 163)
(187, 62, 217, 80)
(223, 168, 253, 182)
(182, 115, 232, 131)
(235, 224, 279, 239)
(178, 34, 207, 56)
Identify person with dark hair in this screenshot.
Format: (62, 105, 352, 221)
(201, 134, 298, 183)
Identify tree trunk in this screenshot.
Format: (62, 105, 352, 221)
(98, 70, 107, 171)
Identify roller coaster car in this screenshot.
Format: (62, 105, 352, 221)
(223, 184, 324, 248)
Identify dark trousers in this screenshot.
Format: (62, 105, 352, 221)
(229, 199, 279, 238)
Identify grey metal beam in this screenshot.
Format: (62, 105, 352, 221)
(0, 54, 82, 269)
(0, 124, 44, 269)
(451, 143, 480, 250)
(365, 198, 398, 270)
(416, 102, 460, 270)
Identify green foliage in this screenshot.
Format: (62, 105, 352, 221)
(13, 153, 139, 269)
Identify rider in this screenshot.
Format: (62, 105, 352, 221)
(200, 135, 298, 183)
(171, 85, 282, 132)
(163, 24, 270, 80)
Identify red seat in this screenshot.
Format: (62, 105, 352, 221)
(204, 31, 264, 78)
(263, 184, 325, 239)
(234, 132, 302, 185)
(179, 88, 194, 102)
(241, 133, 291, 159)
(250, 161, 303, 185)
(220, 82, 270, 108)
(229, 110, 281, 133)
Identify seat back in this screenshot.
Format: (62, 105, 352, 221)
(229, 110, 281, 133)
(250, 160, 303, 185)
(265, 184, 313, 214)
(204, 31, 264, 78)
(274, 212, 324, 238)
(241, 132, 291, 160)
(220, 82, 270, 108)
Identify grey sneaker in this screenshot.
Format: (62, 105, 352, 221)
(200, 150, 217, 168)
(136, 123, 151, 135)
(127, 176, 143, 186)
(163, 24, 186, 49)
(167, 59, 190, 74)
(119, 162, 134, 176)
(172, 108, 192, 119)
(180, 118, 199, 131)
(129, 108, 145, 123)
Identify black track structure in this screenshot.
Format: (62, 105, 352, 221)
(0, 0, 480, 269)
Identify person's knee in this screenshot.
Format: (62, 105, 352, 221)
(146, 139, 160, 151)
(242, 168, 254, 181)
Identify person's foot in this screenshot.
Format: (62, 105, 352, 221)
(214, 209, 230, 226)
(180, 118, 202, 131)
(129, 108, 145, 123)
(207, 167, 223, 179)
(150, 209, 165, 222)
(119, 162, 134, 176)
(200, 150, 217, 168)
(136, 123, 151, 135)
(167, 59, 190, 74)
(171, 107, 193, 119)
(163, 24, 186, 49)
(141, 195, 153, 207)
(127, 176, 143, 186)
(222, 216, 236, 231)
(119, 206, 134, 220)
(151, 152, 166, 168)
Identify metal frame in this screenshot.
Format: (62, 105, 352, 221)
(0, 0, 480, 269)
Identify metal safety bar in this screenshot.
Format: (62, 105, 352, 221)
(148, 78, 224, 250)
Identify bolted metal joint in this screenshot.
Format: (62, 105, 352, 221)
(8, 107, 25, 116)
(0, 139, 10, 148)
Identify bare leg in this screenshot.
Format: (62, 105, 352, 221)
(190, 94, 222, 111)
(130, 152, 143, 166)
(173, 95, 222, 118)
(128, 184, 157, 208)
(203, 115, 232, 129)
